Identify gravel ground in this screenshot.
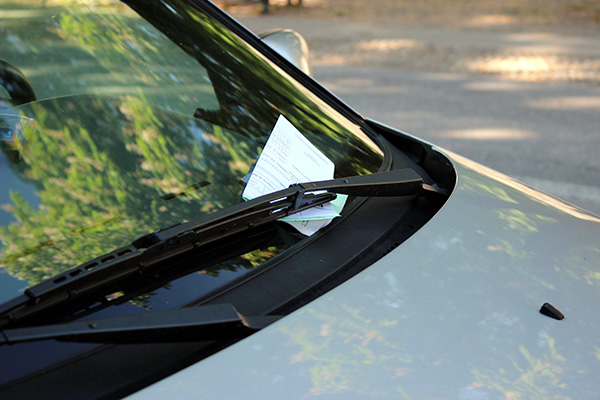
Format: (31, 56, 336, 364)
(224, 0, 600, 85)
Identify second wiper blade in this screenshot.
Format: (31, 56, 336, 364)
(0, 304, 280, 345)
(0, 169, 426, 329)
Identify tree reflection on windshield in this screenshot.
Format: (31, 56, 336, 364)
(0, 0, 383, 299)
(125, 0, 383, 177)
(0, 94, 266, 285)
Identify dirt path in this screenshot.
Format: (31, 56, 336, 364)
(225, 0, 600, 85)
(263, 0, 600, 33)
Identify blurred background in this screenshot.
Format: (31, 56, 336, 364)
(218, 0, 600, 215)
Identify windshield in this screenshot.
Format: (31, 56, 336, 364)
(0, 0, 383, 306)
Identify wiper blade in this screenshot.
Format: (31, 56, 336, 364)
(0, 304, 280, 345)
(0, 169, 429, 329)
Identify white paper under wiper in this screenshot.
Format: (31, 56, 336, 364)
(242, 115, 347, 235)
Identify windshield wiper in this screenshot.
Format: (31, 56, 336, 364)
(0, 303, 279, 345)
(0, 169, 438, 329)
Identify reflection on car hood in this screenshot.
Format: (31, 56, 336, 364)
(128, 149, 600, 399)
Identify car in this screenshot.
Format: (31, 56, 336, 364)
(1, 0, 599, 398)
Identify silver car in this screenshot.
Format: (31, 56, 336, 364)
(0, 0, 598, 398)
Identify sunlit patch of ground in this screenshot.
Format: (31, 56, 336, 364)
(465, 55, 600, 83)
(313, 44, 600, 85)
(313, 54, 346, 65)
(464, 15, 519, 28)
(437, 129, 538, 141)
(526, 96, 600, 111)
(355, 39, 419, 52)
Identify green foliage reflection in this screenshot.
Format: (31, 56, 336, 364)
(0, 0, 384, 295)
(0, 94, 261, 285)
(471, 336, 569, 400)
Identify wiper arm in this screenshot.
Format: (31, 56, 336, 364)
(0, 169, 432, 329)
(0, 303, 280, 345)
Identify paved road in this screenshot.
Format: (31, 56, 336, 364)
(238, 15, 600, 215)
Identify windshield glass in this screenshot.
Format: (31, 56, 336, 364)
(0, 0, 383, 305)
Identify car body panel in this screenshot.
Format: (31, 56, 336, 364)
(259, 29, 313, 75)
(128, 147, 600, 399)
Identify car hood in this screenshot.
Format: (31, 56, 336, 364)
(129, 148, 600, 399)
